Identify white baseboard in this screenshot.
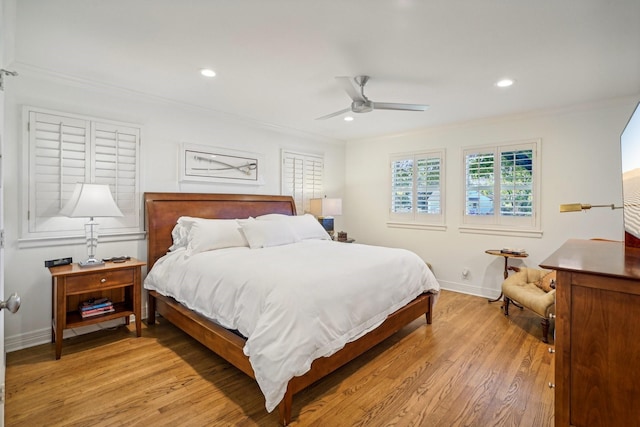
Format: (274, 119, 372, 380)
(5, 314, 141, 353)
(5, 327, 52, 353)
(438, 279, 501, 300)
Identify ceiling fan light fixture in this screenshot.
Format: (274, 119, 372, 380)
(315, 75, 429, 120)
(200, 68, 216, 78)
(352, 100, 374, 113)
(496, 78, 514, 88)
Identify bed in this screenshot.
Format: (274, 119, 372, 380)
(143, 192, 439, 425)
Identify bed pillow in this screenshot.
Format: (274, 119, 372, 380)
(256, 213, 289, 221)
(239, 219, 300, 249)
(169, 216, 199, 251)
(257, 213, 331, 240)
(185, 218, 249, 255)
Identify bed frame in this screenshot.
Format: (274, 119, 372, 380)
(144, 192, 433, 425)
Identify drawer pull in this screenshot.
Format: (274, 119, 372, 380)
(100, 278, 107, 283)
(549, 313, 556, 319)
(548, 348, 555, 354)
(548, 382, 555, 388)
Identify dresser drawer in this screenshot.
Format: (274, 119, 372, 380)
(65, 269, 134, 293)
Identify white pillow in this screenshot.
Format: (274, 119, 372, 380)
(256, 213, 330, 240)
(169, 216, 199, 251)
(256, 213, 289, 221)
(239, 219, 300, 249)
(185, 218, 249, 255)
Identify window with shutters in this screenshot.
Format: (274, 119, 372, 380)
(21, 107, 142, 243)
(389, 150, 445, 229)
(281, 150, 324, 215)
(462, 139, 540, 236)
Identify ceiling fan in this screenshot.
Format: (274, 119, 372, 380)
(316, 75, 429, 120)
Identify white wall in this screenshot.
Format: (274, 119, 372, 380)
(344, 97, 638, 297)
(2, 70, 345, 350)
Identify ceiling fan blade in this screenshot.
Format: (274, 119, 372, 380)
(373, 102, 429, 112)
(335, 76, 366, 102)
(315, 107, 352, 120)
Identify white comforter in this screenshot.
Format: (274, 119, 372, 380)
(144, 240, 440, 412)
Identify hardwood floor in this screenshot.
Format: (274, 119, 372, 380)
(5, 290, 554, 426)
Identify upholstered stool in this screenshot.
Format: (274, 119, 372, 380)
(502, 267, 556, 343)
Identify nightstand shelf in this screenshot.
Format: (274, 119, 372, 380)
(63, 301, 134, 328)
(48, 258, 145, 359)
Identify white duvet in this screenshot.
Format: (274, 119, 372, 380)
(144, 240, 440, 412)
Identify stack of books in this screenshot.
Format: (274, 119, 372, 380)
(500, 248, 527, 255)
(79, 297, 115, 318)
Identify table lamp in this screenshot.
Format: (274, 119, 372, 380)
(59, 183, 123, 267)
(309, 197, 342, 239)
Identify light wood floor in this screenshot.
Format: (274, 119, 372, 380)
(6, 290, 555, 426)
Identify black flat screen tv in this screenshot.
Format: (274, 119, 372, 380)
(621, 101, 640, 248)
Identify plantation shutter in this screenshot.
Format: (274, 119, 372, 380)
(93, 121, 140, 228)
(29, 111, 90, 234)
(416, 155, 442, 216)
(464, 150, 495, 217)
(390, 150, 444, 224)
(25, 108, 141, 239)
(463, 140, 537, 229)
(499, 147, 533, 217)
(281, 150, 324, 214)
(390, 157, 413, 216)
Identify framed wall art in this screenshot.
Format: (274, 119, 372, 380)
(179, 143, 264, 185)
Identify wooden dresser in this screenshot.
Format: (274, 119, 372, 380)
(540, 239, 640, 426)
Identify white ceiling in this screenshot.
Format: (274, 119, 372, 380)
(11, 0, 640, 142)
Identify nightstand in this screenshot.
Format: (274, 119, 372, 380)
(48, 258, 145, 359)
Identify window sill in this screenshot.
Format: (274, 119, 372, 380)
(17, 231, 147, 249)
(387, 221, 447, 231)
(458, 225, 543, 238)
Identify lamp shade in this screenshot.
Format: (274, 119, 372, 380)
(559, 203, 617, 212)
(309, 198, 342, 217)
(559, 203, 586, 212)
(59, 183, 124, 218)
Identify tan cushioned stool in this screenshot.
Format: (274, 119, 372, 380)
(502, 267, 556, 343)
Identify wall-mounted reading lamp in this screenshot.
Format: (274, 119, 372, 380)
(559, 203, 622, 212)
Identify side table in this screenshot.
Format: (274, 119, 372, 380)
(48, 258, 146, 359)
(485, 249, 528, 303)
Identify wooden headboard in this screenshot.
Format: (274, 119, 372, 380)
(144, 192, 297, 269)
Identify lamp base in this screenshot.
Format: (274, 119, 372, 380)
(317, 217, 336, 240)
(317, 217, 334, 231)
(78, 258, 105, 268)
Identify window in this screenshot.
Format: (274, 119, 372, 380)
(389, 150, 445, 228)
(21, 107, 142, 243)
(281, 150, 324, 214)
(462, 140, 540, 235)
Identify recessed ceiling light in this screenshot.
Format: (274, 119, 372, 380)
(200, 68, 216, 78)
(496, 78, 514, 88)
(344, 116, 354, 122)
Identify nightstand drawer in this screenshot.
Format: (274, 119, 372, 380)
(65, 269, 134, 293)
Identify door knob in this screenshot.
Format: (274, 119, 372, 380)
(0, 293, 21, 313)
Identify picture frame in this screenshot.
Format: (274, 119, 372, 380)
(179, 143, 264, 185)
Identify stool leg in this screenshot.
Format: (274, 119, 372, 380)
(503, 297, 510, 315)
(541, 318, 550, 343)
